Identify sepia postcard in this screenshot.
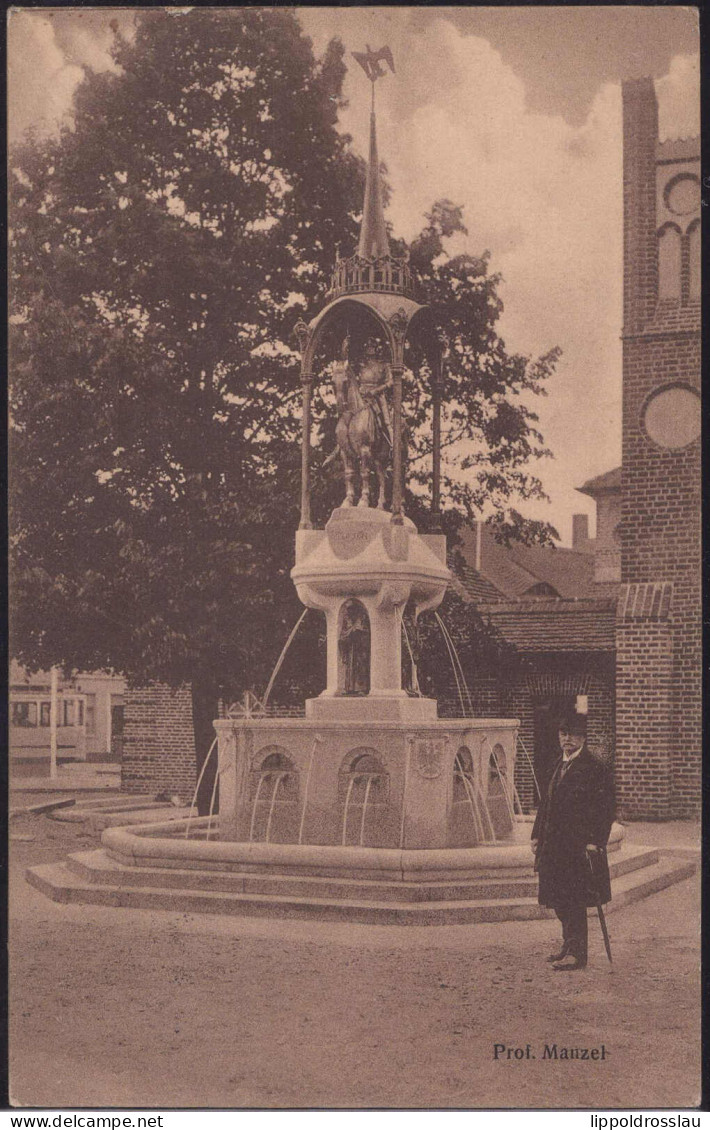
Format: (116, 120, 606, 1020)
(7, 5, 702, 1112)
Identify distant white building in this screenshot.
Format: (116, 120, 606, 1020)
(9, 661, 126, 777)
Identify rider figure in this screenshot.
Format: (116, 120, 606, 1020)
(356, 338, 394, 449)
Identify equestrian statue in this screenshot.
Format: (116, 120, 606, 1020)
(327, 335, 401, 509)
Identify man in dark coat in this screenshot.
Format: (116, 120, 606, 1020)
(531, 709, 615, 971)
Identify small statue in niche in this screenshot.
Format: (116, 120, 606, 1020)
(338, 600, 371, 695)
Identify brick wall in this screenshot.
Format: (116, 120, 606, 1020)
(618, 78, 701, 818)
(121, 685, 309, 801)
(622, 78, 659, 331)
(122, 684, 197, 800)
(616, 596, 674, 818)
(464, 654, 615, 814)
(621, 332, 701, 818)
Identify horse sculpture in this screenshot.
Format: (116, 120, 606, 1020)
(329, 357, 390, 509)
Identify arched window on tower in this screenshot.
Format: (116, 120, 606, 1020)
(658, 224, 682, 300)
(688, 220, 700, 303)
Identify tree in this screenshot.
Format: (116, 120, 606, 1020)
(393, 199, 559, 543)
(10, 10, 558, 810)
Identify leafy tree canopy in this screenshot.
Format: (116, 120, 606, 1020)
(10, 9, 558, 725)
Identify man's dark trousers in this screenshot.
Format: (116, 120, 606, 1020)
(554, 903, 588, 962)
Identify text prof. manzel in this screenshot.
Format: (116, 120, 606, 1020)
(493, 1043, 608, 1061)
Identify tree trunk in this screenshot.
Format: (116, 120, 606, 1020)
(191, 670, 220, 817)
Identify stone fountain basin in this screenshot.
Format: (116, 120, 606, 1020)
(100, 819, 626, 884)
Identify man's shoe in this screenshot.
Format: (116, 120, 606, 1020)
(552, 956, 587, 972)
(546, 946, 569, 963)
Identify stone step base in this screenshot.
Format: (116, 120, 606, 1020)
(54, 843, 657, 903)
(51, 796, 194, 830)
(26, 851, 696, 926)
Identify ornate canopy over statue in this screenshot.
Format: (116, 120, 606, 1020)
(291, 46, 444, 530)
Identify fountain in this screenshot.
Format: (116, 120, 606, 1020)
(27, 47, 690, 925)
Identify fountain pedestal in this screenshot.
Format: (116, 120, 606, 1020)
(294, 507, 448, 722)
(217, 508, 520, 851)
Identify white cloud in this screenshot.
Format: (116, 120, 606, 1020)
(657, 53, 700, 139)
(8, 12, 83, 142)
(8, 10, 130, 145)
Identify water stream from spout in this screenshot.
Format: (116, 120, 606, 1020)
(399, 740, 411, 848)
(298, 735, 322, 845)
(249, 773, 268, 842)
(441, 615, 474, 714)
(484, 736, 517, 824)
(513, 783, 525, 817)
(434, 612, 471, 717)
(454, 753, 484, 841)
(205, 758, 220, 841)
(265, 772, 287, 843)
(401, 614, 420, 695)
(358, 775, 374, 847)
(474, 777, 498, 842)
(341, 776, 356, 846)
(262, 608, 310, 709)
(185, 735, 218, 839)
(400, 611, 432, 723)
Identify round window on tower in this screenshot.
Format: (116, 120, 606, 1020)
(663, 173, 700, 218)
(641, 383, 701, 451)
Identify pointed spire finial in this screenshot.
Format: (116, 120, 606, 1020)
(352, 45, 394, 261)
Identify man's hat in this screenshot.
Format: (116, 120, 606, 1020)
(557, 709, 587, 736)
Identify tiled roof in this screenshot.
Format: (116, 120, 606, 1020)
(455, 563, 506, 603)
(577, 467, 621, 496)
(457, 524, 610, 601)
(480, 598, 617, 652)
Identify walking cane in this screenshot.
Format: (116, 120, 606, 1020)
(587, 849, 613, 964)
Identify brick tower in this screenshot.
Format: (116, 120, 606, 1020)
(615, 78, 701, 818)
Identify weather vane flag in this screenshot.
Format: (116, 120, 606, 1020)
(352, 44, 395, 107)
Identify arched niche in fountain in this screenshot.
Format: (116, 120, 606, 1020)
(250, 747, 299, 798)
(488, 744, 509, 795)
(449, 745, 494, 846)
(339, 748, 389, 847)
(486, 742, 516, 838)
(337, 598, 371, 695)
(248, 747, 300, 844)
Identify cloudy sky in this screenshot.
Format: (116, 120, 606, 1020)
(8, 6, 699, 543)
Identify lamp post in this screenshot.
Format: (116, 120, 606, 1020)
(49, 666, 58, 780)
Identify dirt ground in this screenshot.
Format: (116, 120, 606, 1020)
(9, 805, 701, 1110)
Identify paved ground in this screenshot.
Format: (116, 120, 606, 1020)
(9, 808, 701, 1110)
(10, 761, 121, 794)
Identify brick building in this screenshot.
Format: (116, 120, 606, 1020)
(614, 78, 701, 819)
(452, 510, 619, 811)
